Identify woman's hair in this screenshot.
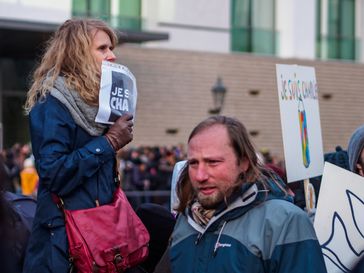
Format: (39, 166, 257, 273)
(24, 18, 118, 113)
(176, 115, 286, 213)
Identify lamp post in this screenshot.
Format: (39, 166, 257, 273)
(209, 77, 227, 115)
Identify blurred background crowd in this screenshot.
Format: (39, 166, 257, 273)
(0, 141, 292, 210)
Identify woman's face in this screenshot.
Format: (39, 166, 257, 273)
(91, 29, 116, 70)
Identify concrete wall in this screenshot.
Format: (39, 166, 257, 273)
(276, 0, 316, 59)
(0, 0, 71, 23)
(142, 0, 230, 53)
(117, 45, 364, 158)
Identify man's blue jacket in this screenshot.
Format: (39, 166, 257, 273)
(169, 179, 327, 273)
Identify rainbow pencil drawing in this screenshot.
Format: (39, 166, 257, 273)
(298, 98, 310, 168)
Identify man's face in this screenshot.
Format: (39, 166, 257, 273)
(187, 124, 249, 209)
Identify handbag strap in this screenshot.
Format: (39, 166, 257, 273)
(114, 161, 121, 187)
(51, 193, 64, 210)
(51, 160, 120, 209)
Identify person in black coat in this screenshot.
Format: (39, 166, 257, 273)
(0, 164, 30, 273)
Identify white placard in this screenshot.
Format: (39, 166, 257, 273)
(314, 162, 364, 272)
(276, 64, 324, 182)
(95, 61, 137, 124)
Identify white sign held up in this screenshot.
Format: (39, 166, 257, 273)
(314, 162, 364, 273)
(276, 64, 324, 182)
(96, 61, 137, 124)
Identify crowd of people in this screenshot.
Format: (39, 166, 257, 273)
(117, 145, 185, 192)
(1, 129, 362, 272)
(0, 142, 187, 197)
(0, 143, 38, 197)
(0, 141, 289, 207)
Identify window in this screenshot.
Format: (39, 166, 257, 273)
(317, 0, 358, 60)
(115, 0, 141, 30)
(0, 58, 35, 147)
(72, 0, 111, 21)
(231, 0, 276, 55)
(72, 0, 141, 31)
(329, 0, 355, 59)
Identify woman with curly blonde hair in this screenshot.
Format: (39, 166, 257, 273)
(23, 18, 134, 273)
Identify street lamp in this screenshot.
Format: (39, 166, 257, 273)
(209, 77, 227, 115)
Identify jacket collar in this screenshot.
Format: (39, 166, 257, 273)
(187, 183, 259, 233)
(186, 175, 293, 233)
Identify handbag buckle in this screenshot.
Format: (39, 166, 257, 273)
(114, 253, 123, 265)
(57, 197, 64, 209)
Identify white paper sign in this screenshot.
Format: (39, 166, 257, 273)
(95, 61, 137, 124)
(276, 64, 324, 182)
(314, 162, 364, 273)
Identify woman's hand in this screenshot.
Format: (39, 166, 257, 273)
(105, 114, 133, 151)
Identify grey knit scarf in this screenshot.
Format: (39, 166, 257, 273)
(50, 76, 107, 136)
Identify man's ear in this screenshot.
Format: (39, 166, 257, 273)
(240, 158, 250, 172)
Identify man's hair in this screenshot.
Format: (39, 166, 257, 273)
(24, 18, 118, 113)
(176, 115, 280, 213)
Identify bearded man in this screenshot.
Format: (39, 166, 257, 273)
(155, 115, 327, 273)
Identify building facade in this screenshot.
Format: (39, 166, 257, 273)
(118, 45, 364, 157)
(0, 0, 363, 158)
(144, 0, 364, 62)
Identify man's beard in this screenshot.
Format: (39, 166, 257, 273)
(195, 175, 242, 210)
